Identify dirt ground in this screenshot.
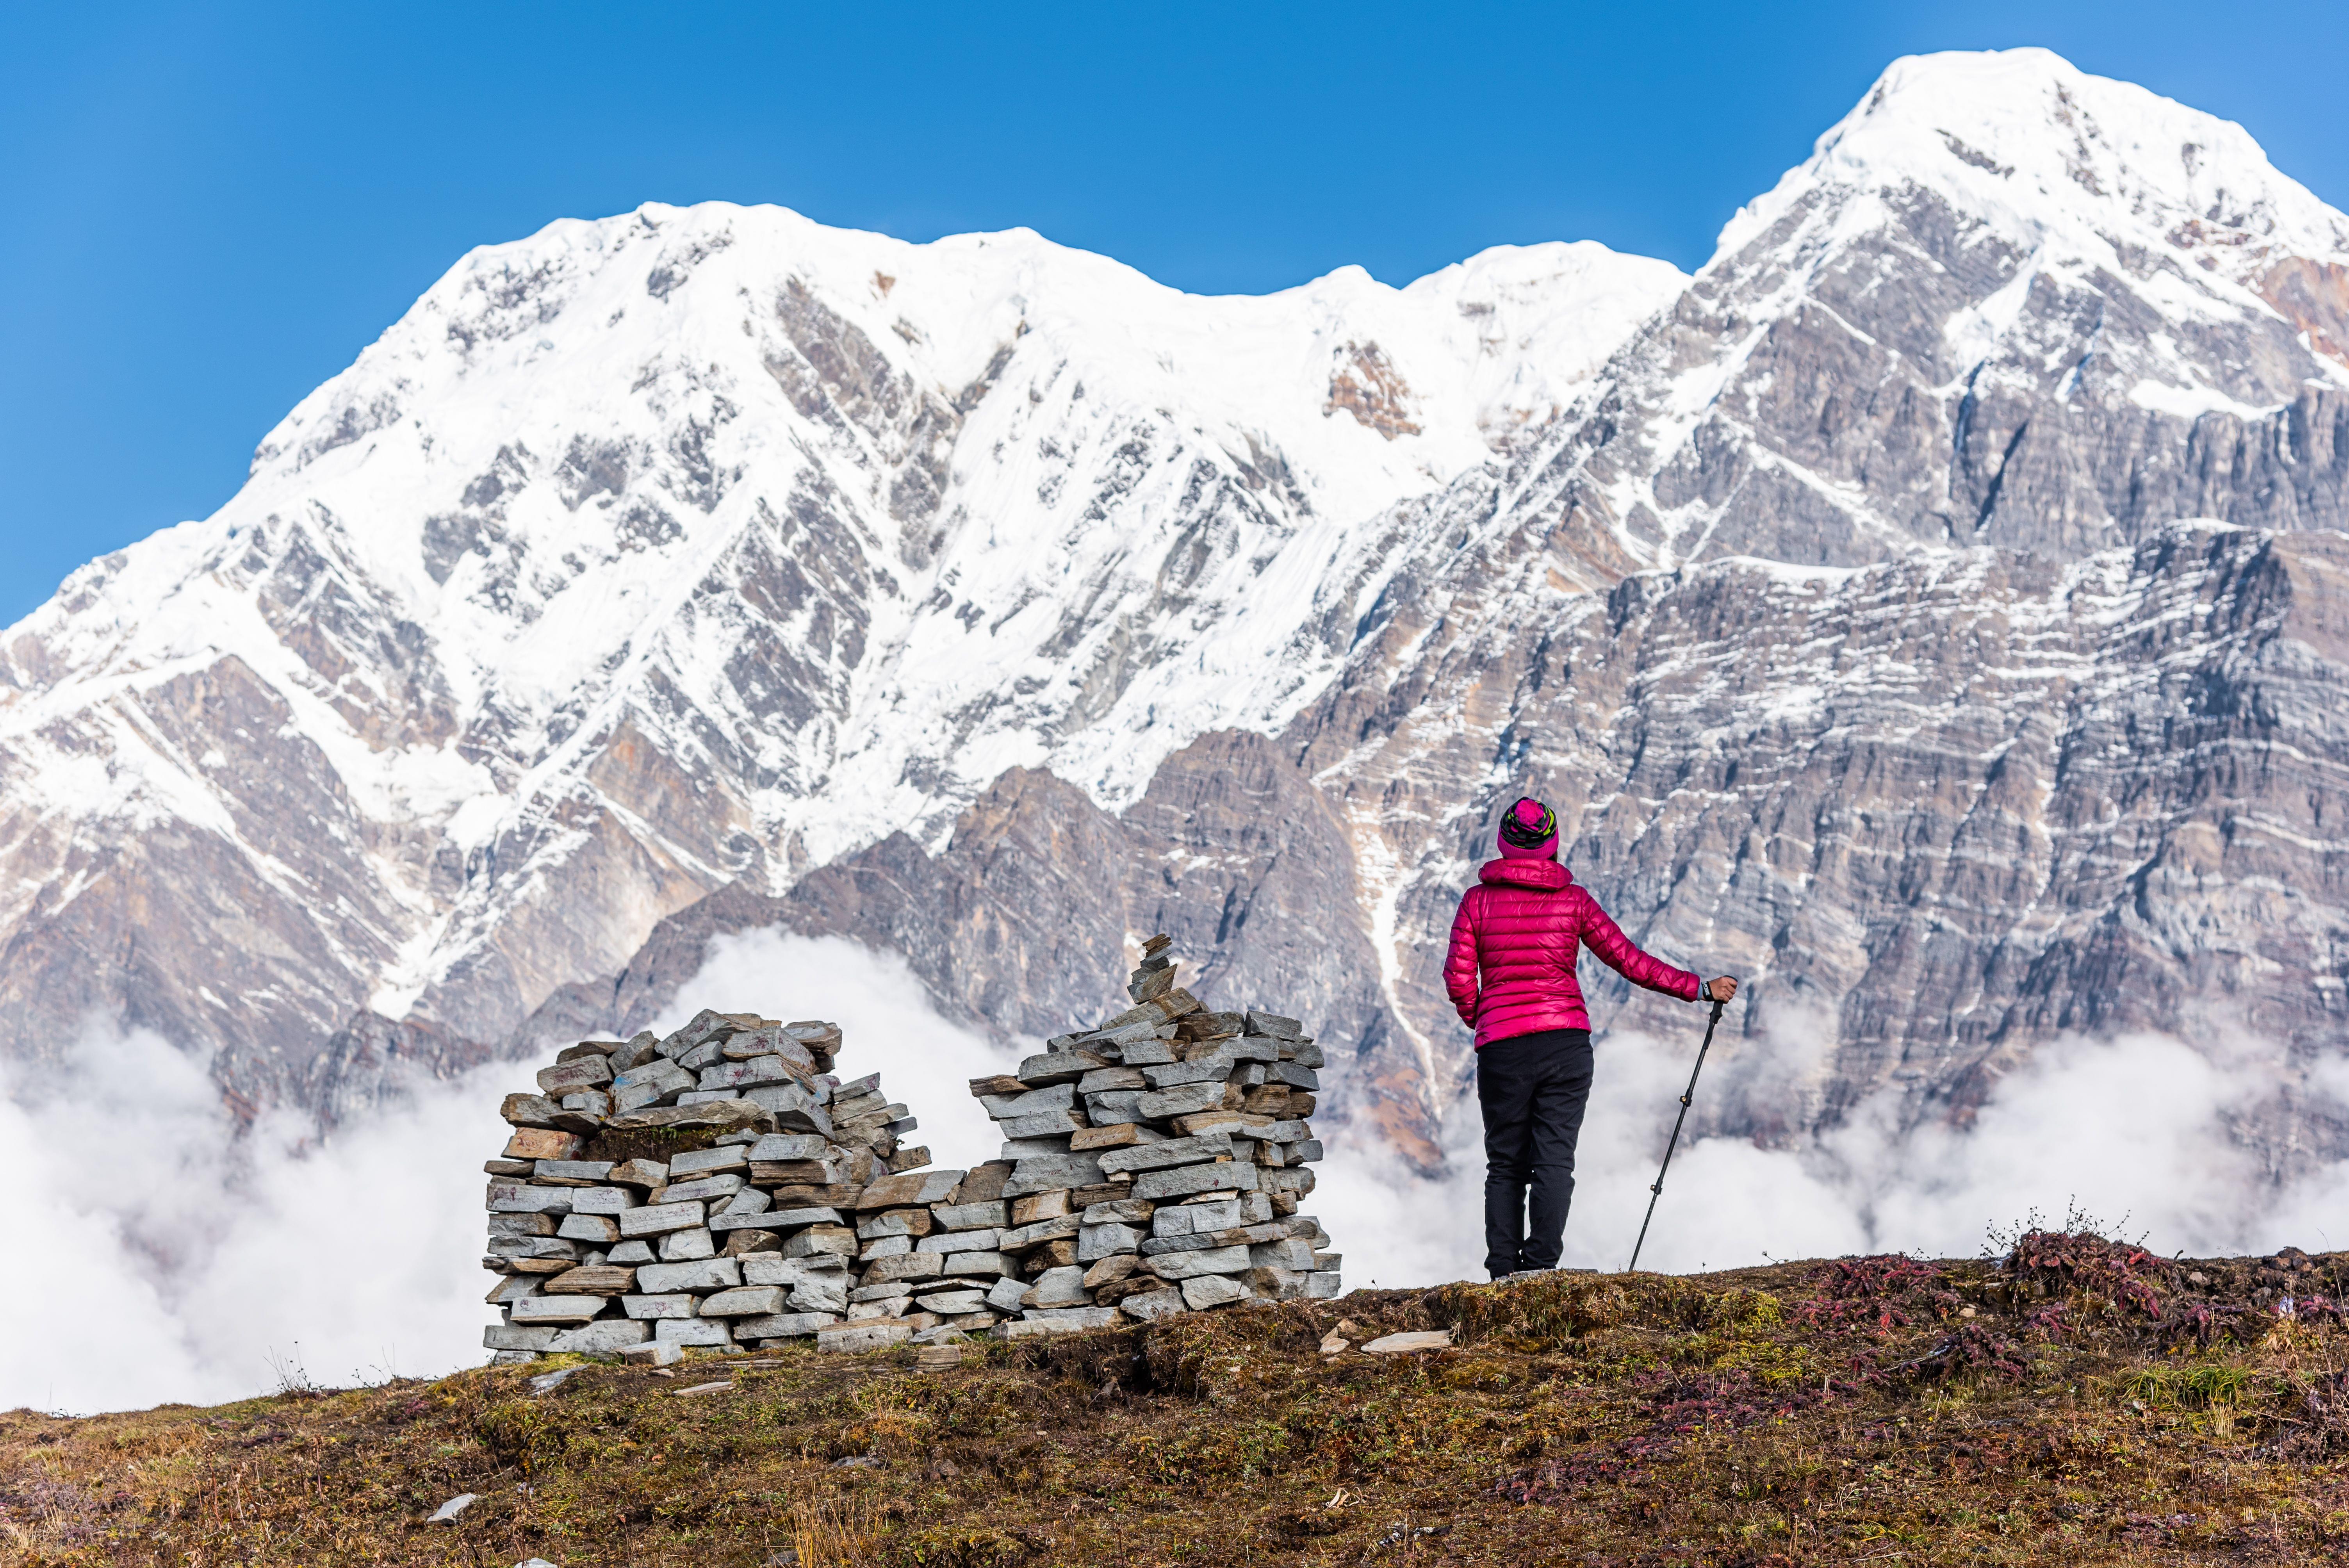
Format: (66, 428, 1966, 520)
(4, 1235, 2347, 1566)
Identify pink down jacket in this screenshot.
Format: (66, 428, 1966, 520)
(1443, 857, 1701, 1047)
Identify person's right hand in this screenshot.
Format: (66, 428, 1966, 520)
(1702, 976, 1738, 1003)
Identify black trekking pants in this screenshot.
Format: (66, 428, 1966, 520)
(1476, 1027, 1594, 1279)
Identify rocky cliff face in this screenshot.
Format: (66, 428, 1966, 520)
(4, 49, 2344, 1171)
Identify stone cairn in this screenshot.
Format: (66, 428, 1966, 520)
(959, 932, 1340, 1331)
(482, 1010, 939, 1366)
(481, 937, 1339, 1363)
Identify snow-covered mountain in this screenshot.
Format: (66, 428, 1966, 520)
(4, 49, 2344, 1169)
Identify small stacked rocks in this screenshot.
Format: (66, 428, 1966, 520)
(481, 1009, 939, 1365)
(943, 934, 1342, 1335)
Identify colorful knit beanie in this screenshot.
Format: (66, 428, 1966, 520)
(1497, 796, 1558, 859)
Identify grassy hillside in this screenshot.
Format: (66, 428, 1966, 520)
(4, 1233, 2345, 1566)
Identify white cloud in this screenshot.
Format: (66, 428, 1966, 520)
(0, 1023, 506, 1415)
(1326, 1019, 2349, 1288)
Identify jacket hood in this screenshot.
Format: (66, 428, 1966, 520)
(1478, 857, 1573, 891)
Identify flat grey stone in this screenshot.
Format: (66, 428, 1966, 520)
(1149, 1244, 1252, 1280)
(1138, 1056, 1233, 1089)
(1082, 1197, 1156, 1225)
(1132, 1082, 1230, 1120)
(998, 1137, 1074, 1158)
(1118, 1288, 1189, 1322)
(747, 1132, 831, 1162)
(1025, 1265, 1089, 1307)
(654, 1318, 733, 1347)
(1132, 1162, 1256, 1201)
(1078, 1222, 1142, 1262)
(984, 1276, 1031, 1313)
(606, 1240, 656, 1264)
(1152, 1199, 1242, 1237)
(700, 1285, 787, 1317)
(1081, 1090, 1142, 1124)
(861, 1253, 946, 1283)
(656, 1174, 745, 1206)
(1180, 1275, 1249, 1310)
(982, 1082, 1075, 1117)
(500, 1092, 566, 1128)
(547, 1319, 652, 1353)
(734, 1311, 839, 1338)
(485, 1181, 575, 1215)
(941, 1251, 1016, 1277)
(700, 1055, 802, 1092)
(429, 1492, 477, 1523)
(788, 1278, 850, 1314)
(657, 1227, 716, 1262)
(1362, 1329, 1453, 1354)
(617, 1200, 706, 1238)
(916, 1228, 1003, 1254)
(621, 1293, 700, 1319)
(667, 1146, 749, 1178)
(1002, 1152, 1102, 1197)
(740, 1253, 851, 1287)
(619, 1340, 683, 1366)
(633, 1257, 740, 1294)
(1251, 1237, 1317, 1271)
(929, 1200, 1007, 1231)
(1305, 1270, 1343, 1299)
(536, 1057, 614, 1096)
(1096, 1131, 1233, 1176)
(998, 1109, 1084, 1139)
(569, 1186, 643, 1215)
(482, 1324, 559, 1351)
(1013, 1052, 1093, 1086)
(531, 1159, 615, 1186)
(998, 1213, 1081, 1251)
(556, 1213, 621, 1244)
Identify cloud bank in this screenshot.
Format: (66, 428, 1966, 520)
(1319, 1018, 2349, 1286)
(6, 929, 2340, 1415)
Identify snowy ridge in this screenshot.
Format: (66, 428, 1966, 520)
(0, 203, 1682, 1054)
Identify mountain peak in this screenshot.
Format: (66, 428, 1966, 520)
(1716, 47, 2349, 287)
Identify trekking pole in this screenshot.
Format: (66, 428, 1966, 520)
(1625, 995, 1727, 1273)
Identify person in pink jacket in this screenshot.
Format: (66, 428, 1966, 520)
(1445, 796, 1737, 1279)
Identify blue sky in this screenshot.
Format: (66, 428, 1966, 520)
(3, 1, 2342, 627)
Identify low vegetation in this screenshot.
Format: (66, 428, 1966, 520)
(5, 1232, 2346, 1565)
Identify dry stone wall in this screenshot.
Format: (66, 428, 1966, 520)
(481, 937, 1339, 1363)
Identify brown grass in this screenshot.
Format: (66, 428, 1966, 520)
(4, 1235, 2347, 1566)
